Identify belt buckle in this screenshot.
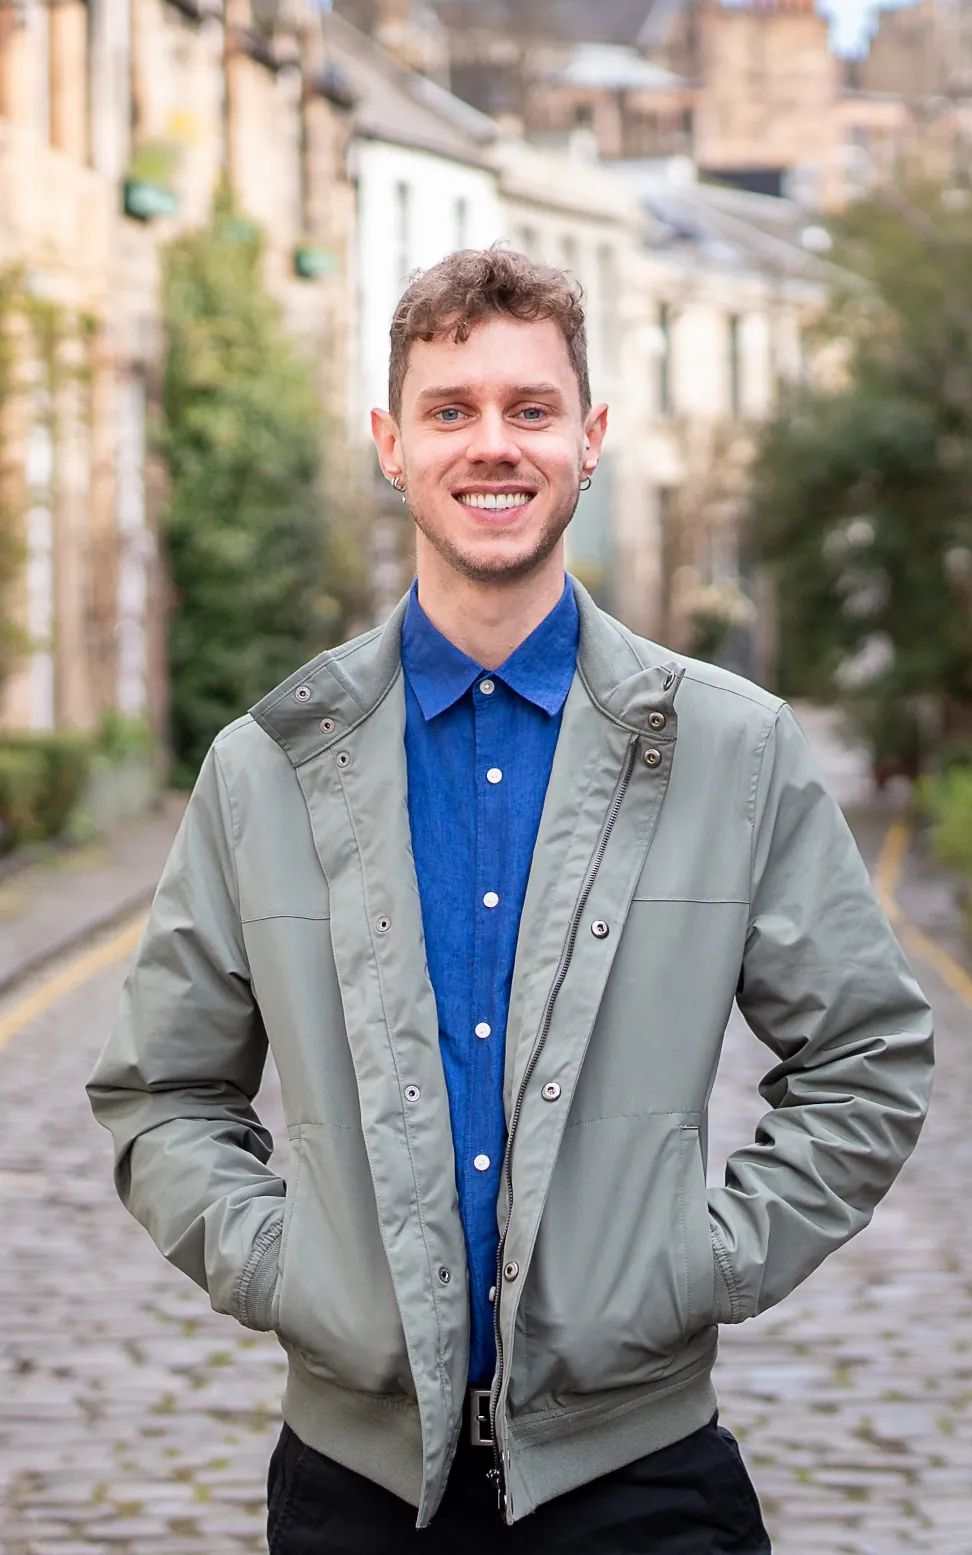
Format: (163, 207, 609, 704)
(469, 1387, 494, 1448)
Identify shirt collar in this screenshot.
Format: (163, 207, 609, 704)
(401, 576, 578, 722)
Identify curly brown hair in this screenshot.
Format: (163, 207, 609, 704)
(388, 245, 591, 422)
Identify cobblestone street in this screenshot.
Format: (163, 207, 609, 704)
(1, 792, 969, 1554)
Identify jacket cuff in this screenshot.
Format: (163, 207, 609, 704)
(236, 1217, 283, 1331)
(711, 1227, 743, 1325)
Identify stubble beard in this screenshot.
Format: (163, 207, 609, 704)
(406, 483, 581, 585)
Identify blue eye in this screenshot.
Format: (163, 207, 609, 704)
(436, 407, 463, 423)
(521, 407, 546, 421)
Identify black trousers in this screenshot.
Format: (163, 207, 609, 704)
(266, 1413, 772, 1554)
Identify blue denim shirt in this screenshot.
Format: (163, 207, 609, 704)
(401, 577, 578, 1383)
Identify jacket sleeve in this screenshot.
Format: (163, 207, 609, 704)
(709, 703, 934, 1324)
(86, 737, 284, 1332)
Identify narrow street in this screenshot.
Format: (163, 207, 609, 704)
(1, 742, 969, 1554)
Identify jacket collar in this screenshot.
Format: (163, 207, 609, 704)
(249, 575, 682, 767)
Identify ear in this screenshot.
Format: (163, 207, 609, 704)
(582, 402, 609, 475)
(371, 407, 404, 482)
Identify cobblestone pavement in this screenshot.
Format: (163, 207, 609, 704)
(1, 812, 969, 1554)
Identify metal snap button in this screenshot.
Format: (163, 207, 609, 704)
(648, 712, 666, 731)
(643, 748, 661, 767)
(479, 679, 495, 695)
(404, 1084, 421, 1102)
(336, 751, 351, 768)
(438, 1266, 451, 1285)
(294, 684, 312, 702)
(319, 717, 335, 733)
(375, 915, 391, 934)
(541, 1082, 561, 1102)
(503, 1261, 520, 1281)
(591, 920, 610, 939)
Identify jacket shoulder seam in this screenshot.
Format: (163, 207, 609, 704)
(212, 741, 244, 914)
(747, 706, 783, 902)
(680, 670, 783, 712)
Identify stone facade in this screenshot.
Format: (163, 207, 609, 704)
(0, 0, 356, 742)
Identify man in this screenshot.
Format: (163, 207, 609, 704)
(88, 248, 933, 1554)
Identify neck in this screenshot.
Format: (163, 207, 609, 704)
(414, 544, 566, 669)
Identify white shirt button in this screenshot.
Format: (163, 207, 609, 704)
(479, 679, 495, 695)
(483, 891, 499, 909)
(475, 1022, 491, 1039)
(473, 1154, 491, 1172)
(486, 767, 503, 784)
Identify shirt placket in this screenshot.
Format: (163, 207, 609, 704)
(467, 675, 505, 1349)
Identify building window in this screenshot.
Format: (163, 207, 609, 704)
(394, 180, 411, 284)
(728, 314, 742, 418)
(25, 417, 55, 731)
(517, 224, 537, 257)
(598, 244, 617, 376)
(35, 0, 53, 144)
(656, 483, 678, 639)
(657, 301, 672, 416)
(455, 196, 468, 249)
(116, 374, 149, 718)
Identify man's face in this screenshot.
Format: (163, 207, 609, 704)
(372, 315, 608, 585)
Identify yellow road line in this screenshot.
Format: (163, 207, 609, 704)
(873, 816, 910, 926)
(0, 914, 146, 1052)
(901, 922, 972, 1009)
(874, 817, 972, 1009)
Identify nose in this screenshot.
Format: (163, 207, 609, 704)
(463, 409, 522, 468)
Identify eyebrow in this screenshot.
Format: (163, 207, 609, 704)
(415, 382, 566, 404)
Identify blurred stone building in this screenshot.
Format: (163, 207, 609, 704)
(0, 0, 844, 753)
(0, 0, 356, 746)
(424, 0, 972, 209)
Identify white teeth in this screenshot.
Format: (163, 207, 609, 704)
(457, 492, 533, 510)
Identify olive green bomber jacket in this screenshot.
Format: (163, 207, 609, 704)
(86, 577, 933, 1526)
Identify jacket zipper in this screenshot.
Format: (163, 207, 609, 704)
(487, 733, 641, 1518)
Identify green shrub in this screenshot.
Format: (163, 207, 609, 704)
(917, 764, 972, 880)
(95, 709, 152, 765)
(0, 745, 46, 852)
(0, 733, 92, 852)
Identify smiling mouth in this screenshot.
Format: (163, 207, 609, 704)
(454, 492, 535, 511)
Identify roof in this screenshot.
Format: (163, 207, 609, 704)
(612, 163, 840, 282)
(554, 43, 689, 92)
(548, 0, 659, 45)
(321, 9, 497, 164)
(431, 0, 657, 47)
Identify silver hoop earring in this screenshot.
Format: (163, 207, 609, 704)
(580, 475, 592, 492)
(391, 475, 405, 493)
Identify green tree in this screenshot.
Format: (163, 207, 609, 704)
(749, 182, 972, 770)
(160, 201, 367, 786)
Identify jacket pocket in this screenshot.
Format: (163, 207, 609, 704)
(511, 1113, 718, 1412)
(677, 1122, 718, 1337)
(272, 1122, 414, 1397)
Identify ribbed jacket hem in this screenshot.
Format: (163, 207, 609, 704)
(281, 1342, 720, 1527)
(282, 1351, 424, 1506)
(505, 1359, 719, 1522)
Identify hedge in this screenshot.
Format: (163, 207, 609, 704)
(0, 733, 92, 854)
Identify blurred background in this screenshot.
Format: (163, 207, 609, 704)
(0, 3, 971, 1553)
